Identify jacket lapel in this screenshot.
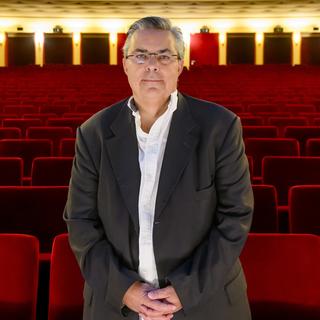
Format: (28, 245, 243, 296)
(104, 94, 200, 233)
(105, 103, 141, 235)
(155, 93, 200, 220)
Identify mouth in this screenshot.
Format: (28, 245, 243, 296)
(142, 79, 162, 82)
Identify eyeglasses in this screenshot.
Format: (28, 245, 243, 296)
(126, 52, 179, 65)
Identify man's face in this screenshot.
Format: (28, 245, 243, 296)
(123, 29, 184, 102)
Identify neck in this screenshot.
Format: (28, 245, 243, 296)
(133, 94, 171, 119)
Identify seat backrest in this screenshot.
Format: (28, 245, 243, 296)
(245, 138, 300, 177)
(262, 156, 320, 205)
(31, 157, 73, 186)
(59, 138, 76, 157)
(241, 233, 320, 319)
(242, 126, 278, 139)
(47, 118, 83, 135)
(0, 186, 68, 252)
(284, 126, 320, 155)
(26, 127, 73, 155)
(0, 127, 22, 139)
(0, 157, 23, 186)
(2, 119, 42, 137)
(289, 185, 320, 235)
(0, 139, 53, 176)
(306, 138, 320, 156)
(251, 185, 278, 232)
(0, 234, 39, 320)
(48, 234, 84, 320)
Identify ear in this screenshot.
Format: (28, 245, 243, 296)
(177, 59, 184, 76)
(122, 57, 128, 75)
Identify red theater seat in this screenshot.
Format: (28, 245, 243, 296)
(241, 233, 320, 320)
(59, 138, 76, 156)
(48, 234, 84, 320)
(245, 138, 300, 177)
(0, 139, 53, 176)
(0, 157, 23, 185)
(262, 156, 320, 206)
(284, 104, 317, 114)
(39, 105, 71, 116)
(0, 127, 22, 139)
(289, 185, 320, 235)
(0, 234, 39, 320)
(31, 157, 73, 186)
(247, 104, 279, 113)
(0, 186, 68, 252)
(2, 119, 42, 137)
(251, 185, 278, 232)
(242, 126, 278, 139)
(26, 127, 73, 155)
(267, 117, 308, 136)
(3, 105, 38, 115)
(284, 126, 320, 155)
(306, 138, 320, 156)
(240, 116, 264, 126)
(23, 113, 57, 125)
(47, 118, 84, 135)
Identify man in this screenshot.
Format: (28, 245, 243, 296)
(64, 16, 253, 320)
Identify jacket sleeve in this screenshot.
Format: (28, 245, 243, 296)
(166, 116, 253, 314)
(63, 126, 142, 315)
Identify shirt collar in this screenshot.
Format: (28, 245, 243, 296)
(127, 90, 178, 117)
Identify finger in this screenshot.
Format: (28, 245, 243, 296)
(143, 299, 176, 314)
(148, 288, 171, 300)
(140, 305, 174, 318)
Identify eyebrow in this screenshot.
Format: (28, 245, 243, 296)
(132, 48, 173, 54)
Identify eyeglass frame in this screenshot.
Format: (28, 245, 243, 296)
(125, 50, 180, 65)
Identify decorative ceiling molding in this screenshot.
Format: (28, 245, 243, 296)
(0, 0, 319, 18)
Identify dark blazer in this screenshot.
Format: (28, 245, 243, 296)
(63, 92, 254, 320)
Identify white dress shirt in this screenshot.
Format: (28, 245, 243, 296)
(127, 90, 178, 292)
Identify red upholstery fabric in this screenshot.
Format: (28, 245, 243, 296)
(3, 105, 38, 115)
(306, 138, 320, 156)
(31, 157, 73, 186)
(48, 234, 84, 320)
(0, 127, 22, 139)
(0, 234, 39, 320)
(240, 116, 264, 126)
(26, 127, 73, 155)
(39, 105, 71, 116)
(2, 119, 42, 137)
(283, 104, 317, 114)
(262, 156, 320, 205)
(59, 138, 76, 156)
(245, 138, 300, 177)
(241, 233, 320, 320)
(47, 118, 84, 135)
(246, 155, 254, 180)
(0, 157, 23, 185)
(0, 139, 53, 176)
(0, 186, 68, 252)
(247, 104, 279, 113)
(289, 185, 320, 235)
(242, 126, 278, 139)
(284, 126, 320, 155)
(23, 113, 57, 125)
(251, 185, 278, 232)
(267, 117, 308, 136)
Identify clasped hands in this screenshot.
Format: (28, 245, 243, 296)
(122, 281, 182, 320)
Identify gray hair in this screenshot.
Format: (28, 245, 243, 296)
(122, 16, 185, 60)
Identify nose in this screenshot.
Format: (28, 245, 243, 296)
(145, 55, 159, 72)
